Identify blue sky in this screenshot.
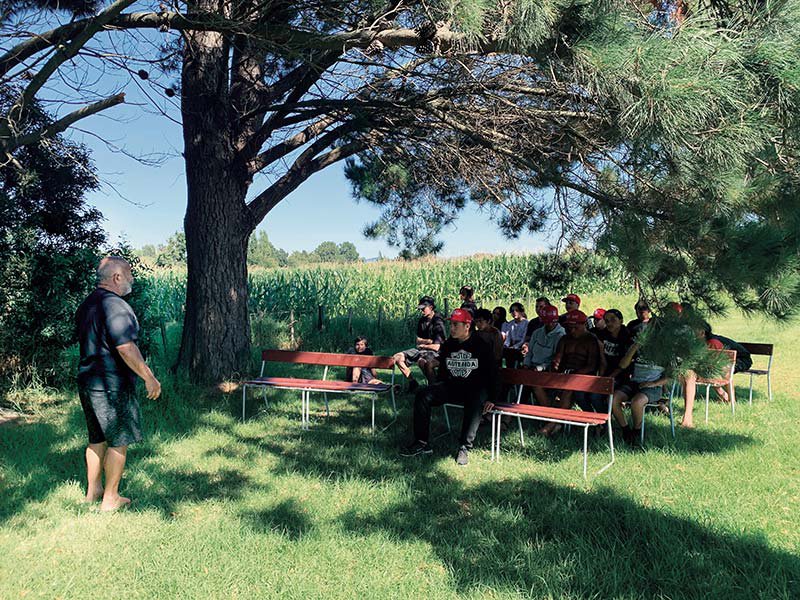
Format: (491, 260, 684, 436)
(74, 97, 554, 259)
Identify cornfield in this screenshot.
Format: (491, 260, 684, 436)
(141, 253, 633, 323)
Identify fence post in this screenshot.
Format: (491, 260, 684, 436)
(289, 309, 296, 347)
(404, 302, 409, 320)
(318, 304, 325, 331)
(347, 307, 353, 334)
(377, 306, 383, 332)
(444, 298, 449, 317)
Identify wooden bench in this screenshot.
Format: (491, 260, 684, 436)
(738, 343, 774, 404)
(242, 350, 397, 432)
(489, 369, 616, 479)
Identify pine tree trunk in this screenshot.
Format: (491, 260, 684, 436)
(177, 17, 254, 382)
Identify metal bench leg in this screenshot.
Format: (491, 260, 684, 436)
(767, 371, 772, 402)
(371, 395, 376, 433)
(518, 416, 525, 447)
(705, 385, 710, 424)
(490, 412, 496, 461)
(262, 387, 268, 409)
(495, 413, 502, 461)
(583, 426, 589, 480)
(749, 373, 754, 406)
(640, 410, 646, 447)
(323, 392, 330, 417)
(730, 381, 735, 417)
(242, 385, 247, 421)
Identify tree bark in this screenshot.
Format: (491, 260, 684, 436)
(176, 18, 253, 382)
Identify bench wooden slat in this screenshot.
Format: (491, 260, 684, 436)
(246, 376, 391, 393)
(499, 368, 614, 394)
(261, 349, 395, 370)
(493, 403, 609, 424)
(739, 342, 774, 356)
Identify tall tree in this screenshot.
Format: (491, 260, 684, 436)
(3, 1, 800, 380)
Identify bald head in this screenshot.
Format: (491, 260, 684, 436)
(97, 256, 133, 296)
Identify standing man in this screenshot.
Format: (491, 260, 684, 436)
(76, 256, 161, 511)
(400, 309, 496, 466)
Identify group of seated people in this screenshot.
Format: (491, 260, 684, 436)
(345, 287, 752, 466)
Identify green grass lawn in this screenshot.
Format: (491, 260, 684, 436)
(1, 298, 799, 599)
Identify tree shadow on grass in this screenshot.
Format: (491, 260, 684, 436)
(337, 476, 800, 598)
(239, 498, 314, 540)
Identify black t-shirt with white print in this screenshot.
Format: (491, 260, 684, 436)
(437, 333, 497, 401)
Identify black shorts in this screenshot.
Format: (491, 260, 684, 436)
(402, 348, 438, 364)
(79, 387, 143, 447)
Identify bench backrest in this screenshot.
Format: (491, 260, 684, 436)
(500, 368, 614, 395)
(740, 342, 774, 356)
(261, 349, 395, 370)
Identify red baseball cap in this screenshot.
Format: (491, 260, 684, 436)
(669, 302, 683, 314)
(541, 305, 559, 324)
(564, 309, 588, 325)
(593, 308, 606, 320)
(561, 293, 581, 306)
(448, 308, 473, 323)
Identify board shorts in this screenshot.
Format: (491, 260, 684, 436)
(79, 387, 143, 447)
(402, 348, 438, 364)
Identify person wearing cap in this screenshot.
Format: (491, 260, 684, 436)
(400, 308, 497, 466)
(459, 285, 477, 317)
(521, 297, 551, 355)
(522, 305, 566, 405)
(558, 293, 581, 325)
(502, 302, 528, 368)
(539, 309, 604, 435)
(611, 341, 668, 445)
(588, 308, 607, 332)
(627, 300, 653, 338)
(393, 295, 446, 391)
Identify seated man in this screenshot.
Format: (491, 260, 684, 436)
(540, 310, 603, 435)
(627, 300, 654, 337)
(558, 293, 581, 325)
(680, 321, 750, 428)
(400, 309, 496, 466)
(393, 295, 446, 390)
(345, 336, 382, 384)
(612, 342, 668, 445)
(474, 308, 504, 403)
(521, 296, 550, 356)
(502, 302, 528, 368)
(523, 305, 565, 405)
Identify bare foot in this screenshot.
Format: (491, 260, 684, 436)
(680, 421, 695, 429)
(100, 495, 131, 512)
(83, 489, 103, 503)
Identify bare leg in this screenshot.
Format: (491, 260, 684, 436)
(631, 394, 648, 429)
(713, 386, 729, 402)
(540, 390, 572, 435)
(393, 352, 411, 379)
(612, 391, 630, 427)
(421, 359, 438, 384)
(351, 367, 362, 383)
(100, 445, 130, 512)
(85, 442, 107, 502)
(681, 370, 696, 428)
(533, 386, 550, 406)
